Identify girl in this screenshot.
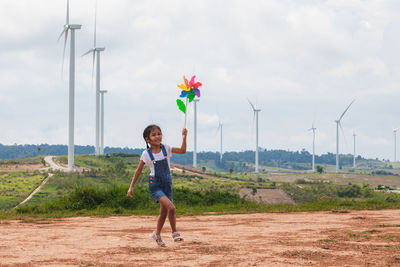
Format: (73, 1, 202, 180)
(127, 125, 187, 247)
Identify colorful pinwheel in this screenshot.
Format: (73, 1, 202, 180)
(176, 75, 202, 114)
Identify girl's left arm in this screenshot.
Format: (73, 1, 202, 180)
(172, 128, 187, 154)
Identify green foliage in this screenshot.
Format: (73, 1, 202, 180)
(280, 182, 376, 203)
(371, 170, 398, 176)
(0, 156, 44, 165)
(15, 185, 246, 214)
(0, 171, 47, 209)
(316, 165, 324, 173)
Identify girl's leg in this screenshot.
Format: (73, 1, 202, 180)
(158, 196, 177, 233)
(156, 200, 168, 235)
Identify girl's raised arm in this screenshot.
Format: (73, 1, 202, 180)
(172, 128, 187, 154)
(127, 160, 145, 198)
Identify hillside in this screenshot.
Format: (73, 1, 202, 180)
(0, 154, 399, 216)
(0, 144, 394, 173)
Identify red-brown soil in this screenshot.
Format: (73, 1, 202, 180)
(1, 209, 400, 266)
(0, 164, 43, 170)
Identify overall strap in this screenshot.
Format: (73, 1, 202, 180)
(161, 144, 168, 158)
(147, 148, 155, 162)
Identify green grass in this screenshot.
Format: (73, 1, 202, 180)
(0, 156, 45, 165)
(0, 171, 48, 209)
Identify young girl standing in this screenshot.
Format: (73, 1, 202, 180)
(127, 124, 187, 247)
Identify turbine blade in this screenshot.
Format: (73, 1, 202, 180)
(82, 49, 94, 57)
(61, 29, 69, 77)
(339, 122, 349, 149)
(58, 28, 66, 42)
(94, 0, 97, 47)
(247, 98, 256, 111)
(339, 99, 355, 121)
(66, 0, 69, 25)
(91, 51, 95, 90)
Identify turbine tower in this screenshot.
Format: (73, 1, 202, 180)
(59, 0, 81, 171)
(308, 123, 316, 172)
(353, 132, 356, 168)
(248, 100, 261, 173)
(193, 99, 199, 168)
(217, 121, 223, 162)
(334, 100, 355, 173)
(99, 90, 107, 155)
(82, 0, 105, 156)
(394, 128, 398, 162)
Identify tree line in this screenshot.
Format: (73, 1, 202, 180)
(0, 144, 367, 170)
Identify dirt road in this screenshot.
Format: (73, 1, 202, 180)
(1, 209, 400, 266)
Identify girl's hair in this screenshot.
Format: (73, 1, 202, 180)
(143, 124, 162, 149)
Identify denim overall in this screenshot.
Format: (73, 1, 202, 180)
(147, 144, 173, 202)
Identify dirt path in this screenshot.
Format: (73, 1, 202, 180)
(1, 209, 399, 266)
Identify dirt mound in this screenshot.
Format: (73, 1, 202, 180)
(1, 210, 399, 266)
(239, 188, 296, 204)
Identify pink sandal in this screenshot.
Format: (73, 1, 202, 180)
(150, 231, 166, 247)
(172, 231, 184, 242)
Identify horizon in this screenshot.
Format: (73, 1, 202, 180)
(0, 142, 387, 161)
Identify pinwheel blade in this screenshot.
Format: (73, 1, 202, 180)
(177, 84, 189, 91)
(195, 88, 200, 97)
(188, 92, 195, 102)
(189, 75, 195, 87)
(179, 90, 189, 98)
(193, 82, 202, 88)
(183, 76, 189, 88)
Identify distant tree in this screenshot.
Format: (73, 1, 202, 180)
(229, 168, 233, 174)
(202, 166, 206, 173)
(316, 165, 324, 174)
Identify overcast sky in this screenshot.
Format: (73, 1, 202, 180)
(1, 0, 400, 160)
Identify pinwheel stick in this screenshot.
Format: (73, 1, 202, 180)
(184, 98, 188, 128)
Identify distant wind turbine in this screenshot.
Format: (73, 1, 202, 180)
(353, 132, 356, 168)
(217, 120, 223, 162)
(335, 100, 355, 173)
(99, 90, 107, 155)
(58, 0, 81, 171)
(394, 128, 399, 162)
(248, 99, 261, 173)
(193, 99, 199, 168)
(308, 123, 316, 172)
(82, 0, 105, 156)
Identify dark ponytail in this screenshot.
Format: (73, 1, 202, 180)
(143, 124, 162, 149)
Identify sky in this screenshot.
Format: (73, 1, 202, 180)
(1, 0, 400, 160)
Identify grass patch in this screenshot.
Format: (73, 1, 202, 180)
(363, 229, 380, 234)
(0, 171, 48, 209)
(376, 224, 400, 228)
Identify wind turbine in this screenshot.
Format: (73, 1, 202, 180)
(353, 132, 356, 168)
(334, 100, 355, 173)
(82, 0, 105, 156)
(193, 99, 199, 168)
(394, 128, 399, 162)
(217, 120, 223, 162)
(58, 0, 81, 171)
(248, 99, 261, 173)
(99, 90, 107, 155)
(308, 123, 316, 172)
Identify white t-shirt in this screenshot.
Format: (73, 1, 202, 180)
(140, 144, 172, 176)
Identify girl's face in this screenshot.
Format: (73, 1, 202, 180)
(146, 128, 162, 146)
